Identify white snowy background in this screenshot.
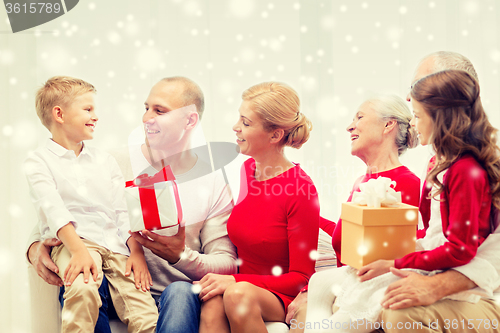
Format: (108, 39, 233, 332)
(1, 0, 500, 331)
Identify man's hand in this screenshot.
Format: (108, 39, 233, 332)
(381, 268, 444, 310)
(286, 291, 307, 325)
(194, 273, 236, 302)
(130, 224, 186, 264)
(28, 239, 63, 287)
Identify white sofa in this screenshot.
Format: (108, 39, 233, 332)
(28, 230, 336, 333)
(28, 265, 291, 333)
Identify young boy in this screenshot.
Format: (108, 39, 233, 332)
(24, 76, 158, 332)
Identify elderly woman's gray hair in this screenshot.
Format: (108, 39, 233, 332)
(365, 95, 419, 155)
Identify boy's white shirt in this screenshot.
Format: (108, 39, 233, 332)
(24, 139, 131, 256)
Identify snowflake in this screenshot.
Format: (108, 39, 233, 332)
(490, 50, 500, 63)
(309, 250, 319, 260)
(105, 31, 120, 45)
(191, 284, 202, 294)
(9, 204, 22, 218)
(236, 303, 249, 316)
(405, 210, 417, 222)
(462, 1, 479, 15)
(229, 0, 255, 18)
(0, 49, 15, 65)
(357, 245, 368, 256)
(272, 266, 283, 276)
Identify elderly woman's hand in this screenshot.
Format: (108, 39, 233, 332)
(357, 259, 394, 282)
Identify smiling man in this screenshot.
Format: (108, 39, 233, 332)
(27, 76, 237, 333)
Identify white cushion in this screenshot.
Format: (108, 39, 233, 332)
(109, 320, 290, 332)
(29, 266, 290, 332)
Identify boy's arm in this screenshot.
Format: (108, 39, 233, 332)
(24, 153, 79, 239)
(57, 223, 98, 285)
(125, 236, 153, 291)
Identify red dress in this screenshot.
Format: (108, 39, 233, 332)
(227, 158, 320, 311)
(331, 166, 420, 266)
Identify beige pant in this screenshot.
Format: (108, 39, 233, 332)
(380, 298, 500, 333)
(51, 239, 158, 333)
(304, 268, 500, 333)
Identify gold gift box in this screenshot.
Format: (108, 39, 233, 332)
(340, 202, 418, 269)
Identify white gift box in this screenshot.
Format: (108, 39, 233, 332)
(124, 166, 183, 232)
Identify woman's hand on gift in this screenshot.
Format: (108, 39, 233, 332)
(357, 259, 394, 282)
(129, 222, 186, 265)
(126, 237, 153, 292)
(194, 273, 236, 302)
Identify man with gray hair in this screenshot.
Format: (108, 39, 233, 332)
(381, 51, 500, 333)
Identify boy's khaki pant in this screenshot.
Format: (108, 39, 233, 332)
(51, 239, 158, 333)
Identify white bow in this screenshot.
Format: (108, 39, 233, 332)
(352, 177, 402, 208)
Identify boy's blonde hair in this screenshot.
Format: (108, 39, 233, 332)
(35, 76, 96, 130)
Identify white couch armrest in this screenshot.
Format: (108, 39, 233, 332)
(28, 265, 61, 333)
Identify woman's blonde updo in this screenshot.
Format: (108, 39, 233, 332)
(365, 95, 419, 156)
(242, 82, 312, 149)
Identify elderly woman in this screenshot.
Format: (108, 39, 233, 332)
(195, 82, 320, 333)
(287, 95, 420, 333)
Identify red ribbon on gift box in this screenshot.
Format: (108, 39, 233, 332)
(125, 165, 183, 230)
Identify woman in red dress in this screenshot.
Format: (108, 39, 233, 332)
(196, 82, 320, 333)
